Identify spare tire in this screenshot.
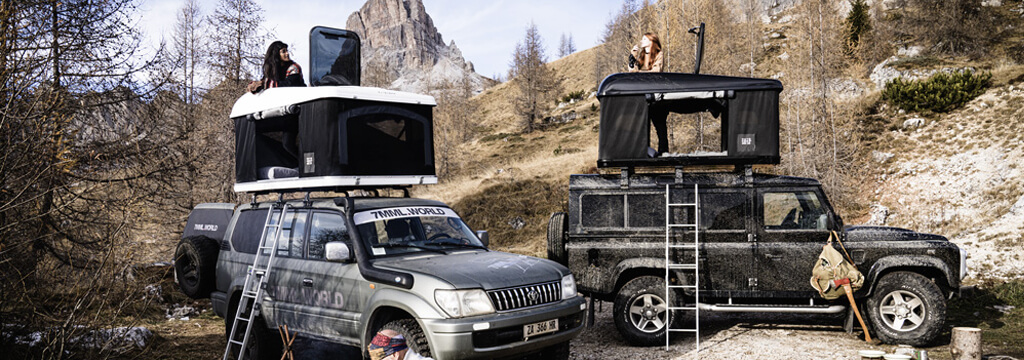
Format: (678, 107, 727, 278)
(547, 212, 568, 264)
(174, 236, 220, 299)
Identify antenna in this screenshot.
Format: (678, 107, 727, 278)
(688, 23, 706, 74)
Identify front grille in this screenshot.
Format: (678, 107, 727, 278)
(487, 281, 561, 312)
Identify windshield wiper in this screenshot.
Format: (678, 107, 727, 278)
(372, 243, 447, 254)
(423, 240, 489, 251)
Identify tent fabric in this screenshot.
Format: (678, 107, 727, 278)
(596, 73, 782, 167)
(235, 97, 435, 187)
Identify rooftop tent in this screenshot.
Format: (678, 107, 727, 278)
(231, 87, 438, 193)
(309, 26, 360, 86)
(597, 73, 783, 168)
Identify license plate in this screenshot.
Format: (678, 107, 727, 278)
(523, 319, 558, 339)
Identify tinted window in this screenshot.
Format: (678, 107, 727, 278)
(701, 192, 748, 230)
(763, 191, 826, 230)
(627, 194, 665, 228)
(309, 212, 348, 259)
(271, 210, 307, 258)
(581, 195, 625, 228)
(231, 208, 269, 254)
(309, 27, 360, 86)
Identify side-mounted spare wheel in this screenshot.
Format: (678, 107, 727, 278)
(866, 271, 946, 346)
(174, 236, 220, 299)
(547, 212, 568, 264)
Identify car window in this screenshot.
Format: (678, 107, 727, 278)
(353, 206, 482, 257)
(308, 212, 348, 259)
(763, 191, 826, 230)
(701, 192, 748, 231)
(581, 194, 625, 228)
(268, 210, 307, 258)
(231, 208, 269, 254)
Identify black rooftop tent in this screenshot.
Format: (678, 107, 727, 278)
(597, 72, 783, 168)
(230, 26, 437, 193)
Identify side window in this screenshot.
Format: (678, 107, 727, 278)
(581, 194, 625, 228)
(231, 208, 269, 254)
(763, 191, 826, 230)
(701, 192, 748, 231)
(627, 194, 665, 228)
(309, 212, 348, 260)
(271, 210, 307, 258)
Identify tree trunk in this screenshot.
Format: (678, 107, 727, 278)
(950, 327, 982, 360)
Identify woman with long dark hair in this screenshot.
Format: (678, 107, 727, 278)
(247, 41, 306, 93)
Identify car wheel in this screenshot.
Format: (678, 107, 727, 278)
(376, 319, 431, 359)
(174, 236, 219, 299)
(866, 271, 946, 346)
(613, 275, 676, 346)
(224, 298, 282, 360)
(547, 212, 568, 264)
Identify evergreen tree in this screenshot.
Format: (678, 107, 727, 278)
(844, 0, 871, 56)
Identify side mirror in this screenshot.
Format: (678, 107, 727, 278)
(476, 230, 489, 248)
(325, 242, 352, 262)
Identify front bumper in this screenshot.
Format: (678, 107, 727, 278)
(420, 296, 587, 360)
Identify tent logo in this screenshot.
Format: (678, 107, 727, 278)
(738, 134, 756, 153)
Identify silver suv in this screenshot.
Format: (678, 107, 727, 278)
(175, 197, 585, 359)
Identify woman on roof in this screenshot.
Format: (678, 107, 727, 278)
(247, 41, 306, 93)
(628, 32, 663, 73)
(628, 33, 669, 155)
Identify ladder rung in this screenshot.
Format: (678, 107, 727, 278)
(667, 224, 698, 228)
(667, 264, 697, 270)
(668, 285, 697, 289)
(258, 245, 275, 250)
(668, 244, 697, 249)
(668, 329, 698, 332)
(669, 306, 698, 310)
(229, 339, 244, 345)
(233, 317, 250, 323)
(668, 203, 697, 207)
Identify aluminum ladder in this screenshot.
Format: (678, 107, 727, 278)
(223, 202, 290, 360)
(664, 183, 700, 353)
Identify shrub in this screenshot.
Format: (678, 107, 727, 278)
(882, 70, 991, 114)
(559, 89, 586, 104)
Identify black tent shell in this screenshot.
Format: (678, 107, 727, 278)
(596, 72, 783, 168)
(232, 86, 438, 194)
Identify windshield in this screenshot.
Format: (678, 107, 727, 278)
(353, 206, 484, 257)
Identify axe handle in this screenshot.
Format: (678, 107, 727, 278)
(843, 283, 872, 342)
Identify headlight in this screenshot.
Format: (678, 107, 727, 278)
(561, 274, 577, 300)
(434, 289, 495, 318)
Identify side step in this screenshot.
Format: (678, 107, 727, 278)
(697, 303, 847, 314)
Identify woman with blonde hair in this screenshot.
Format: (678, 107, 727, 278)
(629, 32, 663, 72)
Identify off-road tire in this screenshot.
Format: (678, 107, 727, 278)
(547, 212, 568, 264)
(613, 275, 676, 346)
(866, 271, 946, 346)
(377, 319, 431, 358)
(224, 298, 282, 360)
(174, 236, 219, 299)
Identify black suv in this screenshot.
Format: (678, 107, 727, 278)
(546, 73, 966, 346)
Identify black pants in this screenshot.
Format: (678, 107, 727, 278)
(650, 106, 669, 154)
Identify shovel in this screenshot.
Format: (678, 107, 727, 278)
(832, 277, 873, 342)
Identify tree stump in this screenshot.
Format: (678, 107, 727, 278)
(950, 327, 982, 360)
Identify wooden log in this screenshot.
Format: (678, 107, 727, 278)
(950, 327, 982, 360)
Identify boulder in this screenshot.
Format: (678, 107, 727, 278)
(903, 117, 926, 130)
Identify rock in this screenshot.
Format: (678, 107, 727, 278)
(346, 0, 489, 93)
(872, 151, 895, 163)
(777, 52, 790, 61)
(903, 117, 926, 129)
(897, 46, 924, 57)
(868, 204, 890, 225)
(1010, 195, 1024, 215)
(507, 216, 526, 230)
(982, 0, 1002, 6)
(166, 304, 198, 320)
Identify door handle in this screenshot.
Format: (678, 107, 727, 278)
(764, 253, 782, 260)
(302, 278, 314, 287)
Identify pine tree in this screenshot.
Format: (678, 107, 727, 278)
(844, 0, 871, 56)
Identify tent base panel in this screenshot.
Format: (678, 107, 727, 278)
(597, 156, 779, 168)
(233, 175, 438, 194)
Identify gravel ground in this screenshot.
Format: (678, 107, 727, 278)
(569, 299, 916, 360)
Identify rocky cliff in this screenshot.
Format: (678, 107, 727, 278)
(346, 0, 489, 93)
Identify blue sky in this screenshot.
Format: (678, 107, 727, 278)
(138, 0, 624, 79)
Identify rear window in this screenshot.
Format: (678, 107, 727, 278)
(231, 208, 269, 254)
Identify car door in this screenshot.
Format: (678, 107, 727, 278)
(287, 210, 366, 345)
(755, 188, 831, 293)
(264, 207, 310, 330)
(698, 188, 756, 294)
